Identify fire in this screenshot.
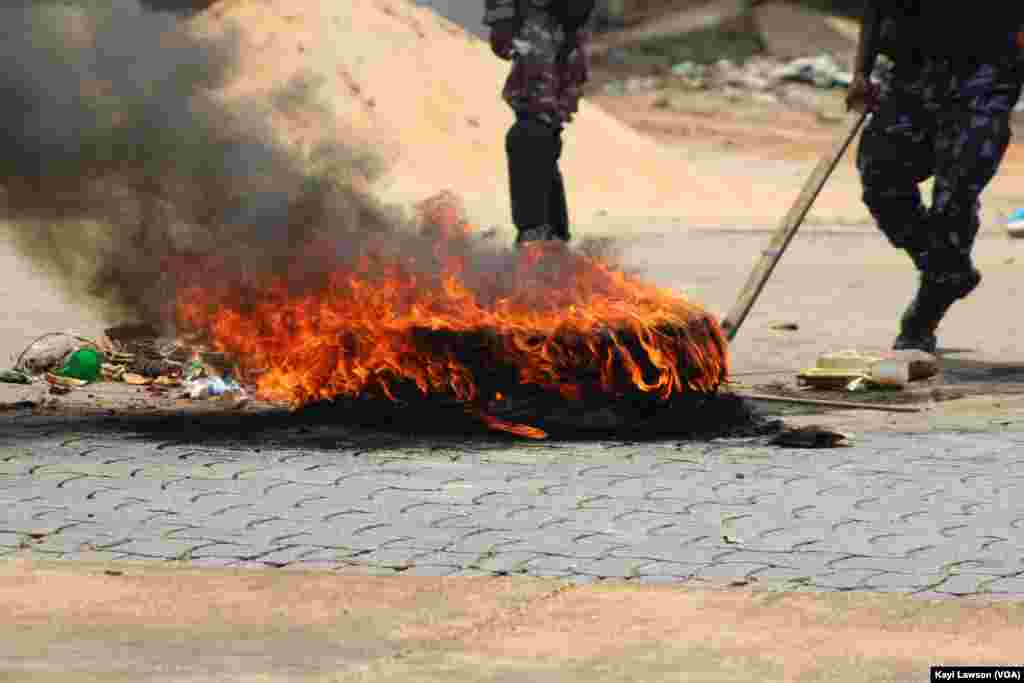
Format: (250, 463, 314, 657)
(176, 192, 728, 437)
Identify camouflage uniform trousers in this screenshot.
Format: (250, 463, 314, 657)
(501, 7, 590, 239)
(857, 55, 1023, 282)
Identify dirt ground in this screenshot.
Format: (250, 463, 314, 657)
(2, 558, 1023, 682)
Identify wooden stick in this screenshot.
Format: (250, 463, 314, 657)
(734, 391, 922, 413)
(721, 111, 869, 342)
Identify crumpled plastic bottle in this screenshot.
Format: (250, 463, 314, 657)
(186, 375, 249, 402)
(186, 376, 224, 399)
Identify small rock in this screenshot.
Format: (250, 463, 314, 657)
(770, 425, 851, 448)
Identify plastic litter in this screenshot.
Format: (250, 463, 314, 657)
(867, 359, 910, 387)
(1006, 208, 1024, 237)
(775, 54, 852, 89)
(185, 375, 247, 401)
(14, 332, 96, 375)
(0, 369, 31, 385)
(56, 347, 102, 383)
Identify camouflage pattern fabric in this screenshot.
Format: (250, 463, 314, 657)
(857, 56, 1023, 278)
(501, 6, 590, 125)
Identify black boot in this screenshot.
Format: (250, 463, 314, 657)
(515, 223, 562, 247)
(893, 267, 981, 353)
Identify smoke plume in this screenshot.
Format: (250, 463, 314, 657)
(0, 0, 402, 330)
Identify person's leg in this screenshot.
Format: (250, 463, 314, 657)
(897, 58, 1022, 350)
(547, 132, 570, 241)
(856, 65, 937, 259)
(499, 7, 570, 246)
(506, 112, 565, 244)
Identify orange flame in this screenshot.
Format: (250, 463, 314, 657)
(175, 192, 728, 437)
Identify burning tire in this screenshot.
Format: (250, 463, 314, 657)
(177, 193, 732, 438)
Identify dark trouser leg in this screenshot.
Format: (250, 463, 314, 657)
(856, 70, 936, 258)
(893, 60, 1021, 351)
(548, 165, 569, 241)
(925, 60, 1019, 272)
(506, 112, 568, 243)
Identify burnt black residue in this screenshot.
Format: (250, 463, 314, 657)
(0, 392, 778, 449)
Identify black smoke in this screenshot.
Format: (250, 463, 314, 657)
(0, 0, 399, 329)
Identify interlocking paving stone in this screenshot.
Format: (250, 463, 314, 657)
(0, 531, 23, 547)
(984, 574, 1024, 594)
(633, 560, 704, 578)
(2, 425, 1024, 592)
(694, 562, 775, 580)
(810, 569, 894, 590)
(474, 551, 544, 574)
(402, 564, 461, 577)
(109, 539, 215, 559)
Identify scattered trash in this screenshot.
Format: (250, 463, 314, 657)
(45, 372, 88, 389)
(798, 349, 937, 391)
(56, 347, 102, 383)
(775, 54, 852, 89)
(186, 377, 220, 399)
(130, 356, 181, 379)
(185, 375, 247, 402)
(601, 76, 662, 96)
(868, 358, 909, 388)
(771, 425, 851, 448)
(845, 376, 870, 392)
(769, 321, 799, 331)
(10, 325, 252, 411)
(198, 351, 235, 377)
(0, 369, 31, 385)
(101, 363, 127, 382)
(797, 367, 868, 390)
(14, 332, 95, 375)
(868, 350, 937, 383)
(818, 350, 877, 372)
(670, 60, 704, 79)
(1006, 208, 1024, 238)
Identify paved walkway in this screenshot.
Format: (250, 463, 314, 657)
(3, 411, 1023, 596)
